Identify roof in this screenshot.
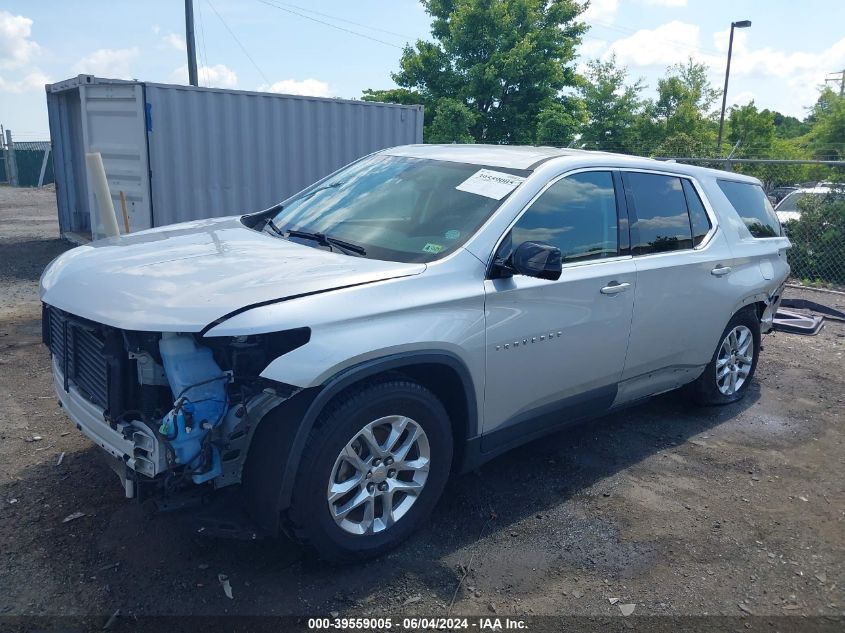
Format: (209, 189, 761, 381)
(381, 144, 761, 184)
(382, 144, 578, 169)
(12, 140, 50, 151)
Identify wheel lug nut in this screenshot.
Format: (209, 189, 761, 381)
(366, 472, 372, 479)
(388, 469, 396, 478)
(372, 458, 381, 467)
(367, 483, 375, 493)
(378, 482, 388, 492)
(385, 457, 393, 465)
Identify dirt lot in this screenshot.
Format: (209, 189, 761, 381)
(0, 186, 842, 627)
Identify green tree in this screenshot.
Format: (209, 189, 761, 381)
(427, 98, 477, 142)
(535, 99, 583, 146)
(727, 102, 776, 157)
(578, 55, 645, 153)
(806, 88, 845, 160)
(365, 0, 586, 143)
(652, 58, 719, 155)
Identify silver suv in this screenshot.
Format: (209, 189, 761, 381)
(40, 145, 789, 560)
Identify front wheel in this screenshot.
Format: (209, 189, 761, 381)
(688, 308, 761, 405)
(285, 379, 453, 561)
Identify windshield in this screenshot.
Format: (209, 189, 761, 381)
(776, 191, 811, 213)
(264, 154, 529, 263)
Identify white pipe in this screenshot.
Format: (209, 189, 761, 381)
(85, 152, 120, 239)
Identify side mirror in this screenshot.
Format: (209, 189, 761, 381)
(509, 241, 562, 281)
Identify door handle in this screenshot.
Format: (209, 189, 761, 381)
(600, 281, 631, 295)
(711, 265, 732, 277)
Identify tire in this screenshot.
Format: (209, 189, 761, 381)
(688, 308, 761, 405)
(285, 379, 453, 562)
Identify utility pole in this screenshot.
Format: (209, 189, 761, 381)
(717, 19, 752, 156)
(825, 70, 844, 97)
(4, 129, 18, 187)
(185, 0, 199, 87)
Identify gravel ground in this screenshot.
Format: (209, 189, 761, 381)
(0, 185, 842, 627)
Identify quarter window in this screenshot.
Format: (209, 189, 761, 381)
(717, 179, 782, 238)
(625, 172, 693, 254)
(508, 171, 619, 264)
(682, 179, 712, 246)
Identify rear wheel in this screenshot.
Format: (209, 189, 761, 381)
(689, 308, 761, 405)
(286, 379, 452, 561)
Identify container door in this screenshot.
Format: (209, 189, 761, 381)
(79, 82, 152, 236)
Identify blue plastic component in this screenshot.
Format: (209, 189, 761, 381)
(158, 333, 227, 483)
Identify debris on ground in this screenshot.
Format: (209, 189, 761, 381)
(218, 574, 233, 599)
(62, 511, 85, 523)
(55, 452, 65, 466)
(608, 597, 619, 605)
(102, 608, 119, 630)
(403, 595, 421, 606)
(618, 604, 636, 616)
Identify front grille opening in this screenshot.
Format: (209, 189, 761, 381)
(44, 306, 122, 415)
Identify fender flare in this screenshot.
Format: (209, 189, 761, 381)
(247, 350, 478, 534)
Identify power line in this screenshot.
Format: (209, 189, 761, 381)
(196, 0, 211, 86)
(254, 0, 403, 50)
(205, 0, 271, 84)
(267, 0, 415, 41)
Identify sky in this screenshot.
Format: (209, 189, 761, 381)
(1, 0, 844, 141)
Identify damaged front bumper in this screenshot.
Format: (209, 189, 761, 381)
(52, 358, 166, 496)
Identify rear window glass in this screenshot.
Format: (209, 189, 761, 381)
(717, 180, 782, 238)
(625, 172, 693, 254)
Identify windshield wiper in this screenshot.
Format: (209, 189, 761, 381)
(285, 229, 367, 256)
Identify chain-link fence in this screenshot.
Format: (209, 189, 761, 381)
(658, 158, 845, 290)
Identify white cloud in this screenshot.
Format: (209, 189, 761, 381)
(0, 69, 50, 93)
(642, 0, 687, 7)
(730, 90, 755, 107)
(605, 20, 701, 67)
(258, 78, 333, 98)
(0, 10, 40, 70)
(162, 32, 186, 52)
(73, 47, 140, 78)
(581, 0, 618, 23)
(580, 39, 609, 58)
(171, 63, 238, 88)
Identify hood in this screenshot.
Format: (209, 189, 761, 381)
(40, 217, 425, 332)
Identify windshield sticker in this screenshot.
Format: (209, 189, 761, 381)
(422, 243, 444, 254)
(445, 229, 461, 240)
(456, 169, 526, 200)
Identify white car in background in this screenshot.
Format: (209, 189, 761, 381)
(774, 184, 841, 223)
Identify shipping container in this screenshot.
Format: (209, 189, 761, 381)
(46, 75, 424, 240)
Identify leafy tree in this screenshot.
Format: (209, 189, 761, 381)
(365, 0, 586, 143)
(771, 111, 810, 139)
(577, 55, 645, 153)
(652, 58, 719, 155)
(727, 102, 776, 157)
(535, 99, 583, 146)
(806, 88, 845, 160)
(427, 98, 477, 142)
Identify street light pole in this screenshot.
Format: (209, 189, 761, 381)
(717, 20, 751, 155)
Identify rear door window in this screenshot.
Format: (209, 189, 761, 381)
(717, 180, 782, 238)
(624, 172, 693, 254)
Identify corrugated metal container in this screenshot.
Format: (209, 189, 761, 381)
(46, 75, 424, 239)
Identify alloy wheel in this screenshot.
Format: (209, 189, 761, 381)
(716, 325, 754, 396)
(327, 415, 430, 535)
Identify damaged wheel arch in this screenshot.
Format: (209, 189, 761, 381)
(241, 350, 479, 536)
